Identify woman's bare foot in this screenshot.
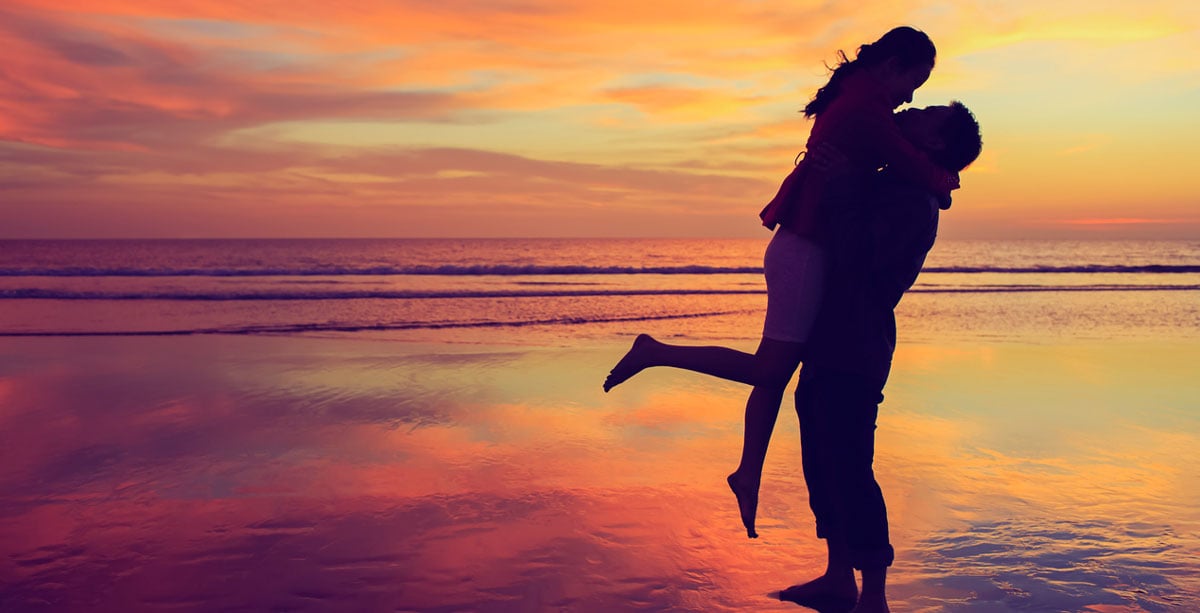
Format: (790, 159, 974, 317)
(603, 334, 657, 392)
(726, 472, 760, 538)
(779, 573, 859, 611)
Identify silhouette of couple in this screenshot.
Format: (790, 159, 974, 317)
(605, 27, 983, 613)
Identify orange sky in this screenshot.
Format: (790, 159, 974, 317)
(1, 0, 1197, 238)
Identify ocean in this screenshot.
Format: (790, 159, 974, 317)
(1, 238, 1198, 611)
(2, 238, 1198, 341)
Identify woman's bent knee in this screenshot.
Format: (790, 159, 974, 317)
(759, 367, 796, 389)
(753, 338, 803, 388)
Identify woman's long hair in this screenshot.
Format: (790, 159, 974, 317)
(803, 26, 936, 118)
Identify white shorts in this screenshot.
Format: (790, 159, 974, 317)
(762, 228, 826, 343)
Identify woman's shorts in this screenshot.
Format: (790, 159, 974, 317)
(762, 228, 825, 343)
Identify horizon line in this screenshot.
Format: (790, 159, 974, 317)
(1, 235, 1194, 241)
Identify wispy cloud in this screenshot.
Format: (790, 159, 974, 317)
(1052, 217, 1198, 226)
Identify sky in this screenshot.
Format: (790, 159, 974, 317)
(1, 0, 1197, 239)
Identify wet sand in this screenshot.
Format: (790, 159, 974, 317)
(1, 333, 1197, 611)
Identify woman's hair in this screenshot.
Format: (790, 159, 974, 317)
(803, 26, 936, 118)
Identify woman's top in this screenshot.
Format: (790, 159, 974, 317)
(759, 69, 957, 238)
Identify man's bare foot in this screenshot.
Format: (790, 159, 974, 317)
(778, 573, 858, 612)
(727, 472, 760, 538)
(848, 594, 889, 613)
(603, 334, 657, 392)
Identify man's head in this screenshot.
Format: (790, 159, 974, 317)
(896, 102, 982, 172)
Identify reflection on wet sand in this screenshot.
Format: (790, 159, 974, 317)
(0, 335, 1197, 611)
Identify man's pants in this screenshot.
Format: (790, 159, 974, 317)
(795, 364, 895, 570)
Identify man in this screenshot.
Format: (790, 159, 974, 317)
(780, 103, 983, 613)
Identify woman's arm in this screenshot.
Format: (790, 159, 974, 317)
(854, 107, 958, 196)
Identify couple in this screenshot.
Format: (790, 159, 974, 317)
(604, 27, 983, 613)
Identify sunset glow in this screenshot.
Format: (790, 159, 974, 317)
(1, 0, 1197, 238)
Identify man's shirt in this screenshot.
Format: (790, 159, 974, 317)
(804, 173, 943, 384)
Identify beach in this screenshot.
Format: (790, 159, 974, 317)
(2, 333, 1199, 611)
(1, 239, 1199, 611)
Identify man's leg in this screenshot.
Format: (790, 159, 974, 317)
(856, 567, 889, 613)
(819, 369, 892, 613)
(780, 367, 858, 607)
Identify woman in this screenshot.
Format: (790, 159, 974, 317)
(603, 26, 954, 540)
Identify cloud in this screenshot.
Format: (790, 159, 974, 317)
(0, 4, 467, 151)
(3, 1, 1199, 237)
(0, 139, 775, 237)
(1051, 217, 1198, 226)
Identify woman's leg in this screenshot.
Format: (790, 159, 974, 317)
(603, 229, 820, 535)
(723, 228, 821, 535)
(726, 338, 804, 537)
(606, 227, 821, 392)
(605, 334, 803, 537)
(603, 335, 801, 391)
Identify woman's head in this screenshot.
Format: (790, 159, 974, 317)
(804, 26, 937, 117)
(876, 59, 933, 108)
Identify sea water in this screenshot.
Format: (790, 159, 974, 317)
(1, 239, 1198, 611)
(2, 238, 1198, 341)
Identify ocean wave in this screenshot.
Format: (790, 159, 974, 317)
(1, 264, 1199, 277)
(0, 309, 749, 337)
(2, 285, 1199, 301)
(0, 288, 764, 300)
(0, 264, 760, 277)
(922, 265, 1200, 274)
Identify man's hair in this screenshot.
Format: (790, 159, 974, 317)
(932, 101, 982, 172)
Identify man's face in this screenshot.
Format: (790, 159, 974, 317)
(895, 105, 953, 153)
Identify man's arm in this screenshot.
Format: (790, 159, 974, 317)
(832, 100, 960, 197)
(865, 181, 941, 310)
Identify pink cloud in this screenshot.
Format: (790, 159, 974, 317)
(0, 141, 773, 237)
(0, 4, 469, 151)
(1054, 218, 1198, 226)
